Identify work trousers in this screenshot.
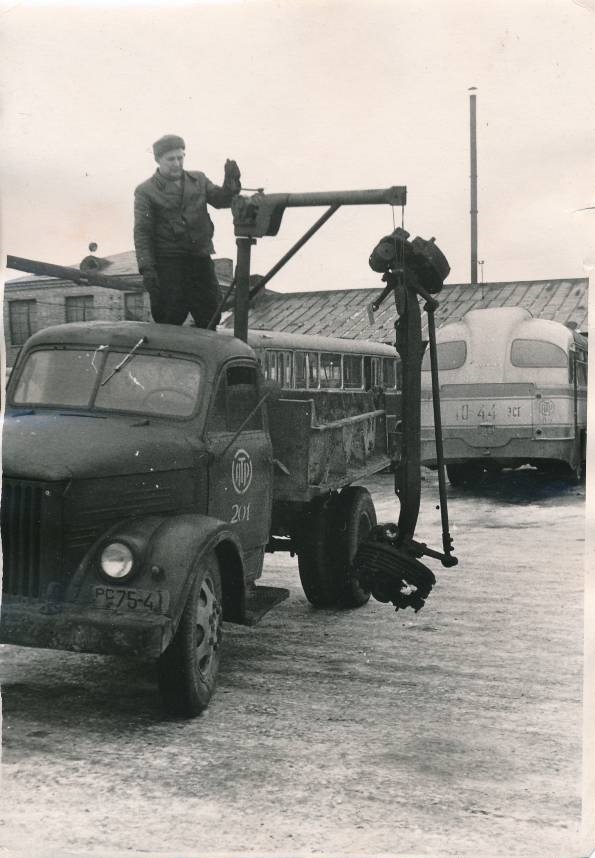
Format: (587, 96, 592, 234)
(150, 256, 222, 328)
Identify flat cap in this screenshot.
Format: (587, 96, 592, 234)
(153, 134, 185, 159)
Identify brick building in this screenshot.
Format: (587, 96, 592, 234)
(3, 251, 233, 368)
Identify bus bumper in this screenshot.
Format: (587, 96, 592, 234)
(421, 435, 577, 468)
(0, 598, 172, 659)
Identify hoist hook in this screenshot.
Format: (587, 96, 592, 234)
(354, 228, 457, 612)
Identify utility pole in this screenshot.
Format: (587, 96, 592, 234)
(469, 87, 478, 285)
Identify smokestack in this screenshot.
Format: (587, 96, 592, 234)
(469, 87, 478, 285)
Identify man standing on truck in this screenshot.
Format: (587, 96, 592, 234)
(134, 134, 241, 328)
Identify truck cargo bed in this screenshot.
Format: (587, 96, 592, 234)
(268, 392, 396, 502)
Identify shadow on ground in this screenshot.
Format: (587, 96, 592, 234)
(444, 467, 584, 506)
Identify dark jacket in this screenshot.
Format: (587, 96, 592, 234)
(133, 170, 235, 273)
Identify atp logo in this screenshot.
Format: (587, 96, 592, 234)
(232, 448, 253, 495)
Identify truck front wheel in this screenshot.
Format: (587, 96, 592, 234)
(157, 550, 223, 717)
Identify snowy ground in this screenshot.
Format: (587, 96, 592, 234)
(0, 469, 592, 858)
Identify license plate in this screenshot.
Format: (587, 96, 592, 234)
(93, 585, 170, 613)
(444, 399, 527, 426)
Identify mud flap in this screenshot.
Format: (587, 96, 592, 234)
(244, 585, 290, 626)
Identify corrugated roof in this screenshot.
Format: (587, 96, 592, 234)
(227, 278, 589, 341)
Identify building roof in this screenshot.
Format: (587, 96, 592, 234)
(227, 278, 589, 342)
(5, 250, 234, 289)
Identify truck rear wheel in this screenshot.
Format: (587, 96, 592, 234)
(157, 550, 223, 717)
(296, 495, 337, 608)
(334, 486, 375, 608)
(296, 488, 376, 609)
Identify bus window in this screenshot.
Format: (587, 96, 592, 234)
(511, 339, 567, 368)
(382, 357, 397, 389)
(343, 355, 363, 389)
(320, 353, 342, 388)
(307, 352, 320, 388)
(372, 357, 381, 387)
(263, 350, 276, 382)
(294, 351, 307, 388)
(281, 351, 293, 387)
(421, 341, 467, 371)
(363, 356, 380, 389)
(265, 350, 293, 386)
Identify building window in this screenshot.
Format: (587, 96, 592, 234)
(9, 299, 37, 345)
(124, 292, 146, 321)
(65, 295, 94, 323)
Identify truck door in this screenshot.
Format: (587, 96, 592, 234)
(205, 362, 273, 582)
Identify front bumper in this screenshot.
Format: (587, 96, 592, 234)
(0, 598, 172, 659)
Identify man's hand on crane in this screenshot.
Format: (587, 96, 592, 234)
(224, 159, 242, 195)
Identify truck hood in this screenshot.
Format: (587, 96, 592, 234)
(2, 412, 201, 481)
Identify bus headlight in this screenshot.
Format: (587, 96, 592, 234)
(100, 542, 135, 580)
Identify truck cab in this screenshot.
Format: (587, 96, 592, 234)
(1, 321, 278, 713)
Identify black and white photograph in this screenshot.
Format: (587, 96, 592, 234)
(1, 1, 594, 856)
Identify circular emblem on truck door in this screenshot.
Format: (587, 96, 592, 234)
(232, 448, 253, 494)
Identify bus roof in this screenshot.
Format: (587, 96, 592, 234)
(222, 328, 397, 357)
(437, 308, 587, 351)
(21, 321, 399, 365)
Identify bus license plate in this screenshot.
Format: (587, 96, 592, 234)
(93, 585, 169, 613)
(446, 400, 526, 425)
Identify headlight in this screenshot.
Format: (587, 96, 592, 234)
(100, 542, 134, 579)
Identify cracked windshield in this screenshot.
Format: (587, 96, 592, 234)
(11, 348, 201, 417)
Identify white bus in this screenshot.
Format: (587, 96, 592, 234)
(420, 307, 587, 485)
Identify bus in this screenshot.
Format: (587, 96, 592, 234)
(240, 329, 400, 392)
(420, 307, 587, 485)
(224, 328, 402, 479)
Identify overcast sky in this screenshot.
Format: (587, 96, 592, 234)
(1, 0, 594, 292)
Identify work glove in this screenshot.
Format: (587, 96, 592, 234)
(142, 269, 159, 294)
(223, 159, 241, 194)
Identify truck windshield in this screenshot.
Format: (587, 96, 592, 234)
(11, 348, 201, 418)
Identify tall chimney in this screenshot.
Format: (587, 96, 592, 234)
(469, 87, 478, 285)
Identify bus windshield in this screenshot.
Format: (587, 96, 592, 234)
(11, 348, 201, 418)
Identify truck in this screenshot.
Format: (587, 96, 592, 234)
(1, 188, 456, 716)
(1, 319, 402, 715)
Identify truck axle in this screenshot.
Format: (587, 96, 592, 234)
(353, 525, 436, 613)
